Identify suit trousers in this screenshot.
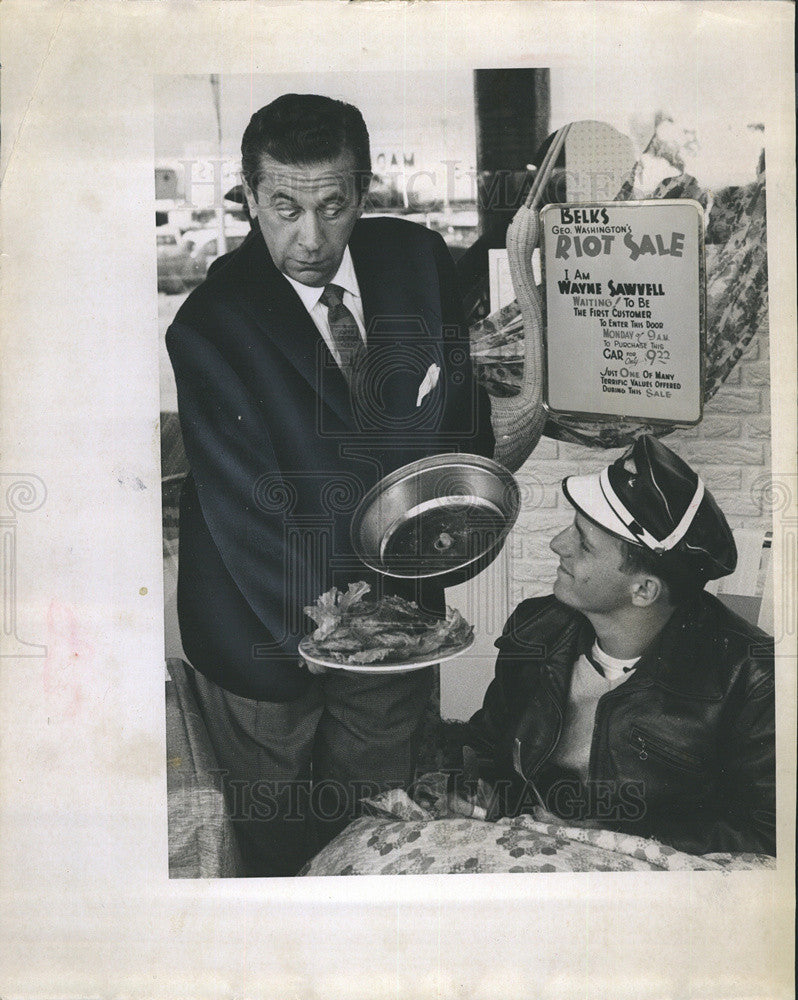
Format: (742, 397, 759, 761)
(188, 664, 434, 877)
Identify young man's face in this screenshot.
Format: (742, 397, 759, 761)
(244, 150, 368, 287)
(550, 512, 638, 616)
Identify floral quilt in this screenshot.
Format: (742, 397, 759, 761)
(300, 773, 775, 876)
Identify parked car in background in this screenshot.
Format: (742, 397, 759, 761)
(157, 219, 252, 294)
(157, 227, 200, 294)
(181, 221, 252, 279)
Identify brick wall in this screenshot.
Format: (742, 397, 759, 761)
(507, 331, 772, 605)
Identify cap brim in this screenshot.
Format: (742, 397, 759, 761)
(562, 473, 642, 545)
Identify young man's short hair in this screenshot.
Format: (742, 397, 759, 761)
(241, 93, 372, 199)
(619, 539, 707, 605)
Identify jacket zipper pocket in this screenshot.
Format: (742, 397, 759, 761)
(629, 726, 707, 771)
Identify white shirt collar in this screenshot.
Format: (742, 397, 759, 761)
(282, 246, 360, 311)
(590, 640, 639, 681)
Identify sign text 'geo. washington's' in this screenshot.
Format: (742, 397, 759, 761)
(540, 200, 705, 425)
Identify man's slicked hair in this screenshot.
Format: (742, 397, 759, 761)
(241, 93, 372, 199)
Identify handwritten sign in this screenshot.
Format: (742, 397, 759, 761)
(540, 200, 704, 424)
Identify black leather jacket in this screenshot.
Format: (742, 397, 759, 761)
(467, 593, 775, 856)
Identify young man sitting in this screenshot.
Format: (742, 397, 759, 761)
(463, 435, 775, 856)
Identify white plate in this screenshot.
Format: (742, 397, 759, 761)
(298, 635, 475, 673)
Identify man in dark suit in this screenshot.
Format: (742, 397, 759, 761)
(167, 94, 494, 875)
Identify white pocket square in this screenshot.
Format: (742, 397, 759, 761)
(416, 363, 441, 407)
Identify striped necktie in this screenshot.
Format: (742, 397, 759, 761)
(319, 283, 365, 386)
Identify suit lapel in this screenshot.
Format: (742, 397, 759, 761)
(236, 220, 446, 441)
(350, 221, 443, 437)
(350, 221, 441, 334)
(238, 230, 355, 429)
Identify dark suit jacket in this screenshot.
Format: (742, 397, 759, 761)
(167, 216, 494, 700)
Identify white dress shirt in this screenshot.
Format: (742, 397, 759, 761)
(283, 248, 367, 369)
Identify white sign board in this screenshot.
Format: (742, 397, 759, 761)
(541, 200, 704, 424)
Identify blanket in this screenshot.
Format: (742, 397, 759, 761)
(300, 772, 775, 876)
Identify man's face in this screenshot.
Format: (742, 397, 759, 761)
(243, 150, 368, 286)
(550, 512, 637, 616)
